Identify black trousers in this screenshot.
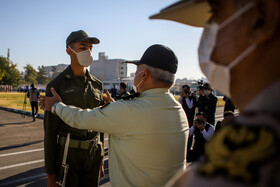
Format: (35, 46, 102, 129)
(30, 101, 38, 120)
(57, 142, 104, 187)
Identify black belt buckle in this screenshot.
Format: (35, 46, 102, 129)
(88, 136, 99, 159)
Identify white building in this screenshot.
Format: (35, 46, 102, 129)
(90, 52, 128, 90)
(44, 64, 68, 78)
(90, 52, 127, 81)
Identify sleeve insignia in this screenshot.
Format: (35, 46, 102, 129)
(198, 124, 279, 183)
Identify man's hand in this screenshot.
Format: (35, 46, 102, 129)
(193, 120, 197, 128)
(103, 90, 115, 103)
(197, 124, 204, 131)
(39, 87, 62, 112)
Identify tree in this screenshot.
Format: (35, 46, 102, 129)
(51, 66, 59, 80)
(24, 64, 38, 84)
(0, 56, 21, 87)
(37, 65, 49, 84)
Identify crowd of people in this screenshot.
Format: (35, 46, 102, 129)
(109, 81, 131, 100)
(178, 82, 234, 163)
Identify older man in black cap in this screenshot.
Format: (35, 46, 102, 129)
(44, 30, 104, 187)
(151, 0, 280, 186)
(40, 44, 188, 187)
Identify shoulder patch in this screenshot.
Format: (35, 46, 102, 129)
(198, 123, 279, 183)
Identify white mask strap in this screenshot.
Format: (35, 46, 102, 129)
(136, 79, 144, 88)
(220, 2, 255, 30)
(228, 44, 256, 69)
(68, 46, 78, 55)
(135, 70, 144, 78)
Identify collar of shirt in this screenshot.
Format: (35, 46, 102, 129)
(64, 65, 95, 82)
(141, 88, 170, 97)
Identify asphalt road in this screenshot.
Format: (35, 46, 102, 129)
(0, 107, 228, 187)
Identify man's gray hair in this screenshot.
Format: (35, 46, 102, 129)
(142, 64, 175, 84)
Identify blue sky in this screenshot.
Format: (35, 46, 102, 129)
(0, 0, 204, 79)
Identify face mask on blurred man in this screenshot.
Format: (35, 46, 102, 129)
(198, 2, 256, 97)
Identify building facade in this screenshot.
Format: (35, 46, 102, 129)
(90, 52, 127, 82)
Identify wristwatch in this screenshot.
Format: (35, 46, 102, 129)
(51, 102, 59, 115)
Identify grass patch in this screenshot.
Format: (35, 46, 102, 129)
(0, 92, 45, 114)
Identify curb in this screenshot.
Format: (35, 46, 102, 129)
(0, 106, 44, 119)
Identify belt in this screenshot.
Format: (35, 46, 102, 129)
(59, 134, 100, 150)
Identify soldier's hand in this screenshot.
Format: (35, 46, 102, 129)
(39, 87, 62, 112)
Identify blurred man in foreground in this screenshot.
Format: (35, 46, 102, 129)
(40, 44, 188, 187)
(151, 0, 280, 186)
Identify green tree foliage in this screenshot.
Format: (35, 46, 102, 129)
(24, 64, 38, 84)
(37, 65, 49, 84)
(0, 56, 21, 87)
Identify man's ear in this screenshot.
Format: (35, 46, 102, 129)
(66, 48, 72, 55)
(143, 69, 149, 80)
(249, 0, 280, 44)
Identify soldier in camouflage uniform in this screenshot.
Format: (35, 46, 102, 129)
(151, 0, 280, 186)
(44, 30, 104, 187)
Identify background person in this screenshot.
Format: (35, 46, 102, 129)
(27, 83, 39, 121)
(181, 88, 196, 127)
(110, 85, 117, 100)
(203, 83, 217, 125)
(187, 112, 214, 163)
(40, 44, 188, 187)
(44, 30, 104, 187)
(197, 85, 210, 116)
(223, 96, 236, 113)
(178, 85, 190, 104)
(116, 81, 130, 100)
(215, 111, 235, 132)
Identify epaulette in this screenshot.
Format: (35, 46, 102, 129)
(198, 121, 279, 183)
(121, 92, 140, 100)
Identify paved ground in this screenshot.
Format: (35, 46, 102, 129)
(0, 106, 229, 187)
(0, 110, 110, 187)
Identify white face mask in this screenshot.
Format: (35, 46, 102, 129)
(133, 70, 144, 92)
(69, 46, 93, 67)
(205, 90, 211, 96)
(198, 2, 256, 97)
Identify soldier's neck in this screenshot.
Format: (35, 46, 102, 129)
(70, 63, 86, 77)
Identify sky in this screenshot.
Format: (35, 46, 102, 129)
(0, 0, 205, 80)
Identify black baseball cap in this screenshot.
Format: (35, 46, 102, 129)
(66, 30, 100, 47)
(126, 44, 178, 74)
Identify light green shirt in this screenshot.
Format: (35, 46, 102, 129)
(55, 88, 188, 187)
